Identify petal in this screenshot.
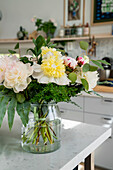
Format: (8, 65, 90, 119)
(32, 64, 42, 72)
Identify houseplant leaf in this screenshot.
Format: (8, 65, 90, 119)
(14, 43, 19, 49)
(81, 78, 89, 91)
(79, 41, 89, 50)
(16, 103, 27, 127)
(8, 97, 17, 130)
(0, 96, 10, 127)
(91, 60, 104, 70)
(82, 63, 90, 72)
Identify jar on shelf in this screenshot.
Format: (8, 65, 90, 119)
(76, 25, 83, 37)
(83, 23, 90, 36)
(64, 27, 71, 37)
(59, 26, 65, 38)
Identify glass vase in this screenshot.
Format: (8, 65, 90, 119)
(21, 103, 61, 153)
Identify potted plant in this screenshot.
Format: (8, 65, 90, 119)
(42, 19, 57, 38)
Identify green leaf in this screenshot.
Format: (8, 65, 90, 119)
(33, 38, 37, 46)
(81, 78, 89, 91)
(8, 50, 16, 54)
(91, 60, 104, 70)
(23, 101, 31, 124)
(48, 43, 57, 48)
(0, 96, 10, 127)
(79, 41, 89, 50)
(68, 72, 77, 83)
(16, 103, 27, 127)
(16, 93, 25, 103)
(46, 36, 50, 44)
(97, 60, 111, 65)
(14, 43, 19, 49)
(27, 48, 36, 56)
(35, 35, 45, 49)
(89, 65, 98, 72)
(8, 97, 17, 130)
(82, 63, 90, 72)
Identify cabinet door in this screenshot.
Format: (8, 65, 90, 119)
(84, 96, 113, 116)
(60, 109, 83, 122)
(58, 96, 83, 112)
(84, 112, 113, 170)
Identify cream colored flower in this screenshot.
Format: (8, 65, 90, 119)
(0, 57, 7, 83)
(0, 55, 15, 83)
(32, 54, 70, 85)
(85, 71, 99, 90)
(76, 69, 99, 91)
(4, 61, 33, 93)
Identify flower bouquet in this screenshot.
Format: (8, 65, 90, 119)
(0, 36, 109, 153)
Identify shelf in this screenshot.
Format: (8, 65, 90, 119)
(0, 34, 113, 44)
(93, 85, 113, 93)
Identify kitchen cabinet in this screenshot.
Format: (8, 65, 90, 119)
(84, 96, 113, 170)
(58, 96, 84, 122)
(59, 93, 113, 169)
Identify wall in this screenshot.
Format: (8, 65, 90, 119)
(0, 0, 112, 39)
(0, 0, 113, 59)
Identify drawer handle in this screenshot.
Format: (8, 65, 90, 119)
(103, 99, 113, 103)
(60, 111, 64, 113)
(102, 117, 113, 124)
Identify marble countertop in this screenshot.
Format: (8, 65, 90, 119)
(81, 91, 113, 99)
(0, 116, 111, 170)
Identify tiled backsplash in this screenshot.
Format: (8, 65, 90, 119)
(65, 38, 113, 60)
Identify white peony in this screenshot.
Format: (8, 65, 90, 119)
(76, 70, 99, 91)
(4, 61, 33, 93)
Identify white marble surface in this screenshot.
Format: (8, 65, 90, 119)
(0, 116, 111, 170)
(82, 91, 113, 99)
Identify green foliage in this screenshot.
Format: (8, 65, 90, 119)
(8, 50, 16, 54)
(0, 96, 10, 127)
(97, 60, 110, 65)
(91, 60, 104, 70)
(20, 56, 33, 65)
(81, 78, 89, 91)
(68, 72, 77, 83)
(82, 63, 90, 72)
(79, 41, 89, 51)
(35, 18, 43, 31)
(14, 43, 19, 49)
(16, 93, 25, 103)
(42, 20, 56, 34)
(82, 63, 98, 72)
(27, 80, 83, 104)
(27, 35, 45, 58)
(89, 65, 98, 72)
(16, 102, 31, 127)
(8, 98, 17, 130)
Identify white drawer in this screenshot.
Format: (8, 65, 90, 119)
(60, 109, 83, 122)
(84, 112, 113, 169)
(84, 112, 113, 134)
(84, 96, 113, 115)
(58, 96, 83, 112)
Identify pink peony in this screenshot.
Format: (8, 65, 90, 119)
(77, 56, 85, 65)
(64, 57, 78, 69)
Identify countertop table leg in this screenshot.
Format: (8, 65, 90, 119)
(84, 153, 94, 170)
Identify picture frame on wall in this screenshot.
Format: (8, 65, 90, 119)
(91, 0, 113, 26)
(63, 0, 85, 27)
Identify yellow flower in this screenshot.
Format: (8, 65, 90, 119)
(41, 55, 65, 78)
(32, 49, 70, 85)
(41, 46, 62, 59)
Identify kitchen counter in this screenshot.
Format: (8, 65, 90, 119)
(0, 115, 111, 170)
(81, 85, 113, 99)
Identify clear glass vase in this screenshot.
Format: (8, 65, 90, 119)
(21, 103, 61, 153)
